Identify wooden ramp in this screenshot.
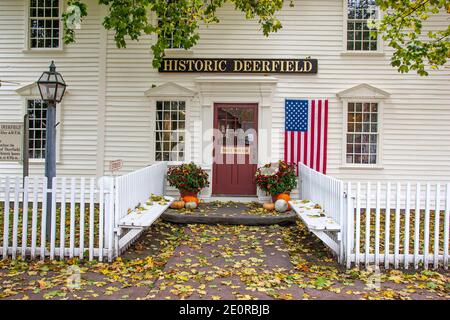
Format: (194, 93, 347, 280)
(116, 196, 174, 255)
(118, 196, 174, 229)
(289, 200, 341, 256)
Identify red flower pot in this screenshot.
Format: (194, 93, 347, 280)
(179, 189, 198, 199)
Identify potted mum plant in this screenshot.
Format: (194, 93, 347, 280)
(167, 162, 209, 201)
(255, 160, 297, 203)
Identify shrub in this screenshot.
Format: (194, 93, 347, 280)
(167, 162, 209, 194)
(255, 160, 297, 196)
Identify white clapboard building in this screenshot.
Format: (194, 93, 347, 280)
(0, 0, 449, 200)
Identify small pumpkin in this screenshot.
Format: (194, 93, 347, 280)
(276, 193, 291, 209)
(274, 199, 288, 213)
(263, 202, 275, 211)
(170, 200, 185, 209)
(185, 201, 198, 209)
(182, 195, 199, 205)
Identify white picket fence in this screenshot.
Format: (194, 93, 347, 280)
(300, 164, 450, 270)
(299, 164, 344, 260)
(345, 181, 449, 270)
(0, 162, 168, 262)
(300, 164, 344, 225)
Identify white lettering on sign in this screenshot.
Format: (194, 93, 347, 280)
(0, 123, 22, 162)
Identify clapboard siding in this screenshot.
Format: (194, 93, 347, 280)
(104, 0, 450, 187)
(1, 0, 450, 193)
(0, 0, 101, 176)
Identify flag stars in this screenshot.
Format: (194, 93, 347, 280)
(285, 99, 308, 131)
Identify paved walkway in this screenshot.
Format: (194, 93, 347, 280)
(144, 223, 449, 300)
(0, 219, 449, 300)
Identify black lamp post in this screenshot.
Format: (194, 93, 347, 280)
(36, 61, 67, 237)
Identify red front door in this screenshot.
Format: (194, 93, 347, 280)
(212, 103, 258, 195)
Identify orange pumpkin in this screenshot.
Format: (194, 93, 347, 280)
(276, 193, 291, 202)
(182, 195, 199, 205)
(170, 200, 185, 209)
(263, 202, 275, 211)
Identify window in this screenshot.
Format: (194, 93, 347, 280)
(345, 102, 378, 165)
(155, 101, 186, 161)
(29, 0, 60, 49)
(346, 0, 379, 51)
(157, 18, 183, 49)
(27, 99, 48, 159)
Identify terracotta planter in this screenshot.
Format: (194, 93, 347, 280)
(179, 189, 198, 199)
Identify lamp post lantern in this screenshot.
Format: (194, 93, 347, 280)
(36, 61, 67, 237)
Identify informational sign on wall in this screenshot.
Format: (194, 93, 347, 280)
(109, 159, 123, 172)
(0, 123, 22, 162)
(221, 146, 250, 155)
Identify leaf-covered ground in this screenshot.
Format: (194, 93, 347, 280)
(0, 220, 448, 300)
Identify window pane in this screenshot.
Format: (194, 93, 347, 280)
(347, 112, 355, 123)
(347, 123, 354, 132)
(363, 113, 370, 122)
(346, 144, 353, 153)
(371, 123, 377, 132)
(361, 155, 369, 164)
(370, 41, 377, 51)
(363, 123, 370, 132)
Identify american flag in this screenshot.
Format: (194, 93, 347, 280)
(284, 99, 328, 174)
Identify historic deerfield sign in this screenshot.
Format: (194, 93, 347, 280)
(0, 123, 22, 162)
(159, 58, 318, 74)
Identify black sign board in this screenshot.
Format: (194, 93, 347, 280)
(159, 58, 318, 74)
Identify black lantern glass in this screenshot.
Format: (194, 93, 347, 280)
(37, 61, 67, 103)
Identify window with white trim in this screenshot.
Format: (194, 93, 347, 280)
(155, 101, 186, 161)
(29, 0, 60, 49)
(345, 102, 378, 165)
(157, 18, 183, 49)
(27, 99, 48, 159)
(346, 0, 379, 51)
